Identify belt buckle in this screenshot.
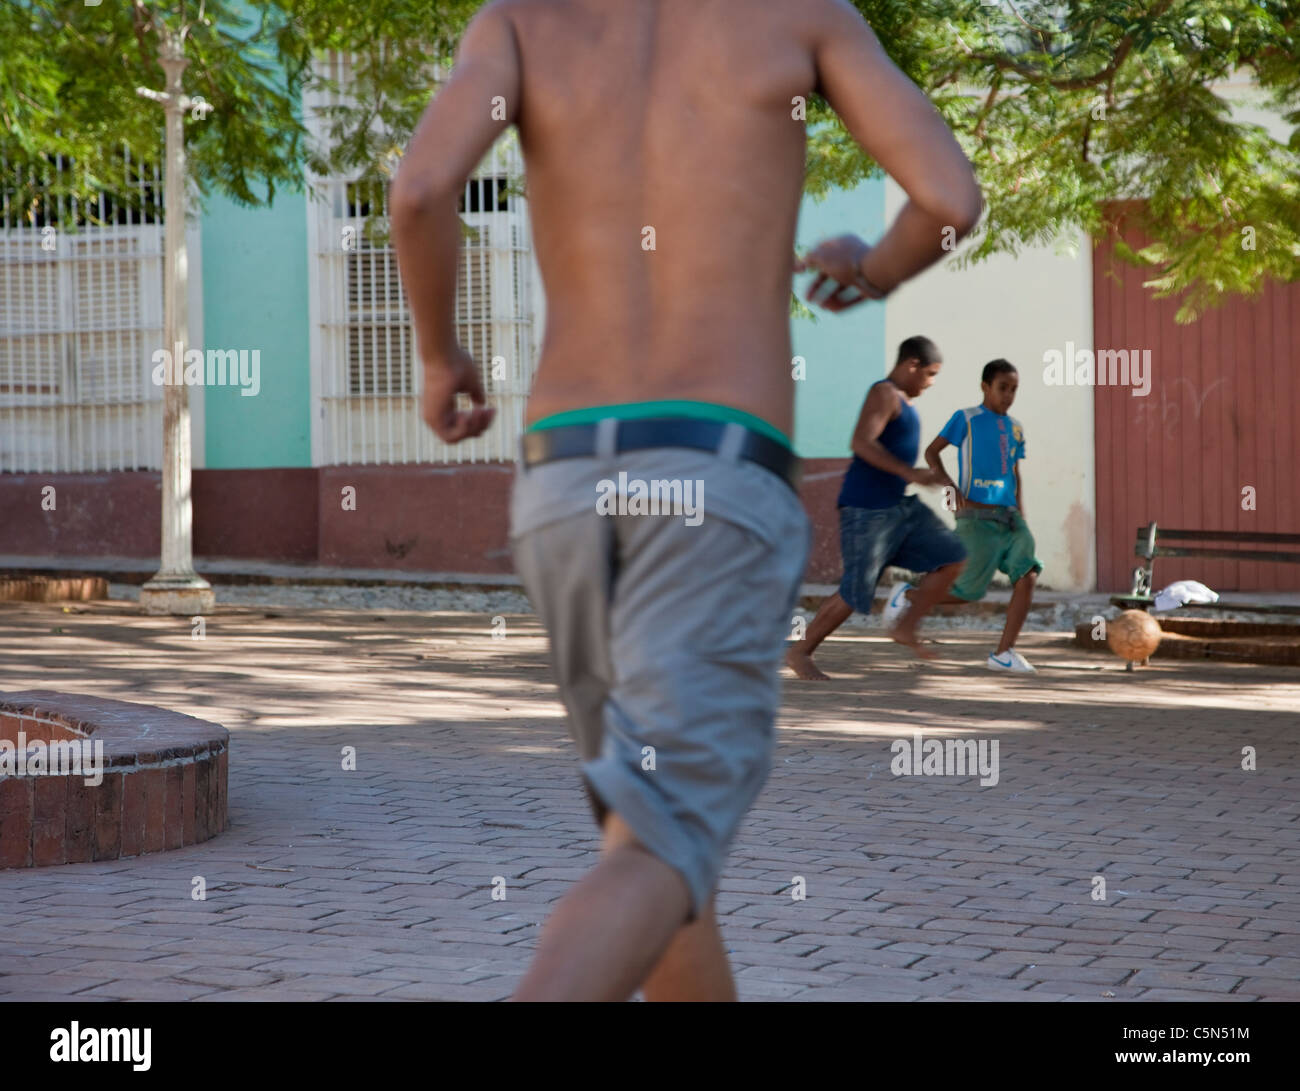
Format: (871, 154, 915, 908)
(596, 416, 619, 459)
(521, 429, 545, 467)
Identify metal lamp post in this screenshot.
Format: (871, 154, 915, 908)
(136, 28, 214, 616)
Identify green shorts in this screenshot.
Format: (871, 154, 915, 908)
(950, 508, 1042, 601)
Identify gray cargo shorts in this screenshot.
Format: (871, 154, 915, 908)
(510, 440, 811, 920)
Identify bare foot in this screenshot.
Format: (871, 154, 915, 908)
(785, 647, 831, 680)
(889, 624, 938, 660)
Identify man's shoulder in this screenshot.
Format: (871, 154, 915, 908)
(938, 405, 970, 434)
(497, 0, 849, 35)
(867, 379, 901, 408)
(481, 0, 545, 14)
(459, 0, 530, 47)
(809, 0, 873, 29)
(474, 0, 553, 31)
(769, 0, 863, 47)
(493, 0, 845, 14)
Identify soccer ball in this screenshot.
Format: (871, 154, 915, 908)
(1107, 609, 1162, 664)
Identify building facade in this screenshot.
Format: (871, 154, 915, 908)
(2, 69, 1296, 592)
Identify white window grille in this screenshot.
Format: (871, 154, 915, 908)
(305, 53, 539, 466)
(0, 156, 165, 472)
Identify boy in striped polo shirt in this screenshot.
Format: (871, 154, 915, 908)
(923, 359, 1042, 672)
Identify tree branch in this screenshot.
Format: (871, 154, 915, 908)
(971, 0, 1176, 92)
(973, 79, 1000, 143)
(1005, 0, 1055, 47)
(130, 0, 155, 63)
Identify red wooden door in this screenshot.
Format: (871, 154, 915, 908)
(1093, 211, 1300, 592)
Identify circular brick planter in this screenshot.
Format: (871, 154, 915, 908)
(0, 691, 228, 868)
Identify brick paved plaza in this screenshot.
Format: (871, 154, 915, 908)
(1, 600, 1297, 1001)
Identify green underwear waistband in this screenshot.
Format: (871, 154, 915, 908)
(526, 400, 792, 450)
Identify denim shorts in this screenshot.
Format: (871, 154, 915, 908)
(838, 495, 967, 613)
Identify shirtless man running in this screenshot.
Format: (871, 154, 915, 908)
(392, 0, 981, 1002)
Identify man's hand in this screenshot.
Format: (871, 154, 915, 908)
(906, 466, 945, 487)
(421, 348, 496, 443)
(937, 474, 965, 510)
(795, 235, 886, 312)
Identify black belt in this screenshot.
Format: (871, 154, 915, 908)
(956, 505, 1019, 526)
(521, 417, 801, 491)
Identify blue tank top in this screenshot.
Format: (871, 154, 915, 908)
(837, 380, 920, 510)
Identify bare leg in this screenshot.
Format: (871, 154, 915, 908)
(890, 562, 962, 659)
(511, 813, 690, 1001)
(995, 570, 1037, 655)
(905, 588, 966, 607)
(785, 591, 853, 680)
(641, 897, 736, 1001)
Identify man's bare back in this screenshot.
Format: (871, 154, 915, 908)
(506, 0, 812, 436)
(392, 0, 981, 445)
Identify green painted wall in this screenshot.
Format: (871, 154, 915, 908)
(200, 187, 312, 469)
(791, 177, 887, 458)
(198, 0, 311, 470)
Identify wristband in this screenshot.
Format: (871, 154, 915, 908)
(857, 263, 891, 300)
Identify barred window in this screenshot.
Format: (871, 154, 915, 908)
(0, 155, 165, 472)
(305, 53, 539, 466)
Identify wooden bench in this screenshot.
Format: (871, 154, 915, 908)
(1110, 523, 1300, 616)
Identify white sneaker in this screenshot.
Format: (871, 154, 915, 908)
(987, 649, 1036, 673)
(882, 581, 913, 624)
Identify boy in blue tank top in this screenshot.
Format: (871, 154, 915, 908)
(786, 336, 968, 680)
(922, 359, 1042, 672)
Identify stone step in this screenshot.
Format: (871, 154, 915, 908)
(1073, 619, 1300, 667)
(0, 577, 108, 603)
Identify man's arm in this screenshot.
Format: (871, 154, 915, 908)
(1014, 461, 1025, 517)
(799, 0, 982, 307)
(852, 385, 938, 484)
(391, 5, 521, 441)
(925, 435, 963, 510)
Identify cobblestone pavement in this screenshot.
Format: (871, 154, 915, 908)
(1, 599, 1297, 1001)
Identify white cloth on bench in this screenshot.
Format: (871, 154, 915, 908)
(1153, 579, 1219, 612)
